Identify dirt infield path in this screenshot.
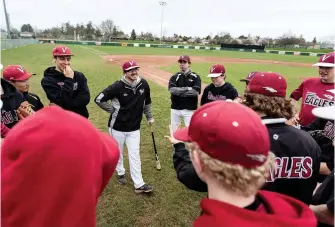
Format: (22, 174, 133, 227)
(103, 55, 311, 88)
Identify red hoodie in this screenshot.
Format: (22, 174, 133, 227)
(194, 190, 317, 227)
(1, 122, 10, 138)
(1, 106, 120, 227)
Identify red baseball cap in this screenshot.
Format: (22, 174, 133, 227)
(178, 55, 191, 63)
(313, 52, 334, 67)
(2, 65, 35, 81)
(122, 61, 140, 71)
(52, 45, 73, 57)
(174, 101, 270, 169)
(240, 71, 259, 83)
(207, 64, 226, 77)
(246, 72, 287, 98)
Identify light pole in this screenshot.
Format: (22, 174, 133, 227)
(159, 1, 167, 45)
(3, 0, 11, 39)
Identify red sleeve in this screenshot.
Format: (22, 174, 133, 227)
(1, 122, 10, 138)
(290, 80, 305, 101)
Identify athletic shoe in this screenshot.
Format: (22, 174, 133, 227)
(117, 175, 127, 185)
(135, 184, 153, 193)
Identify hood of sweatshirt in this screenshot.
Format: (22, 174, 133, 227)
(1, 106, 120, 227)
(193, 190, 317, 227)
(1, 78, 18, 98)
(43, 66, 66, 79)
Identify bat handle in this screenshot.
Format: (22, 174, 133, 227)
(156, 160, 161, 170)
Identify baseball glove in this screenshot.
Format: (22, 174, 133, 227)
(17, 101, 35, 120)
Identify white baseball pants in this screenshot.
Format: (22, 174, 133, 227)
(109, 128, 145, 189)
(170, 109, 194, 132)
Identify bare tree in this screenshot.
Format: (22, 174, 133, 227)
(100, 19, 115, 40)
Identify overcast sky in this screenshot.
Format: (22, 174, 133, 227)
(1, 0, 334, 41)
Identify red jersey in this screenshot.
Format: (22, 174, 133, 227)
(193, 190, 317, 227)
(1, 106, 120, 227)
(290, 78, 334, 126)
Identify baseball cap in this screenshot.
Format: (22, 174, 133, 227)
(246, 72, 287, 98)
(1, 105, 120, 227)
(2, 65, 35, 81)
(178, 55, 191, 63)
(52, 45, 73, 57)
(312, 89, 335, 120)
(240, 71, 259, 83)
(313, 52, 334, 67)
(122, 61, 140, 71)
(174, 101, 270, 168)
(207, 64, 226, 77)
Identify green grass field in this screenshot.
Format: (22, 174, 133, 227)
(1, 44, 320, 227)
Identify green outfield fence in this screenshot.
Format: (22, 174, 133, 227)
(38, 39, 329, 57)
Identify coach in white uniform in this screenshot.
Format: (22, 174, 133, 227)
(95, 61, 154, 193)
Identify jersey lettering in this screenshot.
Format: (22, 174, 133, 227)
(1, 111, 18, 124)
(304, 92, 334, 107)
(207, 91, 226, 101)
(266, 157, 313, 182)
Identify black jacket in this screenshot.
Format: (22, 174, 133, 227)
(301, 118, 334, 170)
(95, 77, 153, 132)
(261, 117, 321, 205)
(23, 92, 44, 112)
(172, 116, 321, 205)
(172, 143, 207, 192)
(41, 67, 90, 118)
(201, 82, 238, 106)
(311, 169, 334, 227)
(168, 70, 201, 110)
(1, 78, 25, 129)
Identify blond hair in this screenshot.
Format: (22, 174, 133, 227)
(186, 142, 275, 197)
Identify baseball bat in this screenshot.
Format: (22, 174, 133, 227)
(149, 124, 161, 170)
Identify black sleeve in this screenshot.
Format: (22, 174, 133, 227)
(327, 189, 334, 214)
(301, 118, 325, 131)
(173, 143, 208, 192)
(231, 88, 239, 100)
(168, 74, 177, 90)
(192, 74, 202, 94)
(201, 87, 209, 106)
(41, 76, 75, 108)
(95, 82, 119, 102)
(145, 81, 152, 105)
(72, 74, 90, 108)
(35, 96, 44, 111)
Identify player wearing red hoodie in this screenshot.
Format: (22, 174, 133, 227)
(173, 101, 317, 227)
(1, 106, 120, 227)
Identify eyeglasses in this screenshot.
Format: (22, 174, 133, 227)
(125, 68, 138, 73)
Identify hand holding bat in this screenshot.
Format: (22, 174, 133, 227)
(149, 122, 161, 171)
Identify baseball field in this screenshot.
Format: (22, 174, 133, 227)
(1, 44, 321, 227)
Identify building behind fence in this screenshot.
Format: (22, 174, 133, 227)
(1, 39, 39, 50)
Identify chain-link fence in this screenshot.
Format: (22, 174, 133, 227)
(1, 39, 39, 50)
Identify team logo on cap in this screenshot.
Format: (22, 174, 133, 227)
(246, 154, 267, 162)
(210, 67, 216, 73)
(322, 54, 331, 62)
(263, 87, 277, 93)
(17, 66, 24, 73)
(61, 47, 67, 53)
(129, 61, 134, 66)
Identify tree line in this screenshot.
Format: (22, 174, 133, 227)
(9, 20, 319, 47)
